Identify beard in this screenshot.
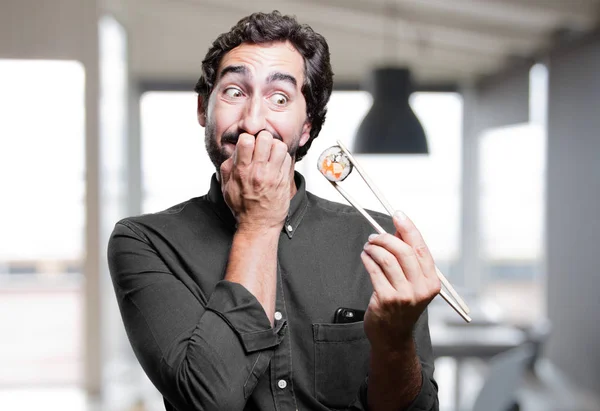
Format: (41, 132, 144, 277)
(204, 122, 301, 171)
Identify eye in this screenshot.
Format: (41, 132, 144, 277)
(224, 87, 243, 98)
(269, 93, 289, 106)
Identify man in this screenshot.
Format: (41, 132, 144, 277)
(108, 10, 440, 411)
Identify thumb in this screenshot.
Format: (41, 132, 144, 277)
(220, 157, 233, 184)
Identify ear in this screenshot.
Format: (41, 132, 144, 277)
(197, 95, 207, 127)
(299, 120, 312, 147)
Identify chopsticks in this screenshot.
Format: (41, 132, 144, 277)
(330, 140, 472, 323)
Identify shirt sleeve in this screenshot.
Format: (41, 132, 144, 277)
(348, 309, 439, 411)
(107, 221, 284, 411)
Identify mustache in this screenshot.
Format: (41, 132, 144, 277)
(221, 130, 284, 145)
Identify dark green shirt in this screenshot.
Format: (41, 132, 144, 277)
(107, 172, 438, 411)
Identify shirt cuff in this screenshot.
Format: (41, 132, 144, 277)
(403, 369, 438, 411)
(206, 280, 285, 353)
(350, 369, 438, 411)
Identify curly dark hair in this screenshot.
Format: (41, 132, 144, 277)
(194, 10, 334, 162)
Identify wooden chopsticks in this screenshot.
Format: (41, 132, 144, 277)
(329, 140, 472, 323)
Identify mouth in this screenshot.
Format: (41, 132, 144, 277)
(222, 136, 239, 146)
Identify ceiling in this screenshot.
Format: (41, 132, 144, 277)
(110, 0, 600, 87)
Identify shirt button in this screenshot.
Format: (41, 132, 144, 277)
(286, 224, 293, 232)
(277, 379, 287, 389)
(274, 311, 283, 321)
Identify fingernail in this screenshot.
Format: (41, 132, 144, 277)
(394, 210, 407, 221)
(363, 242, 370, 250)
(368, 234, 378, 242)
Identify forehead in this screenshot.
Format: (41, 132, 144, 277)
(217, 41, 305, 84)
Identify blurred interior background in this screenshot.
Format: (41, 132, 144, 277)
(0, 0, 599, 410)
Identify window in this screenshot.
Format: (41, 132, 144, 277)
(477, 64, 548, 325)
(140, 91, 213, 213)
(0, 59, 85, 385)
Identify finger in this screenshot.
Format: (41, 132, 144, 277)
(367, 235, 436, 304)
(269, 139, 288, 169)
(234, 133, 255, 166)
(392, 211, 436, 279)
(253, 130, 273, 164)
(363, 241, 408, 291)
(368, 233, 424, 284)
(361, 251, 396, 298)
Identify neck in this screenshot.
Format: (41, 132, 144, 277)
(288, 167, 298, 199)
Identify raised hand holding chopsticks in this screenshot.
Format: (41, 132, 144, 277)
(318, 140, 471, 323)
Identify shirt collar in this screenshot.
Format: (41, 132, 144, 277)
(207, 171, 309, 239)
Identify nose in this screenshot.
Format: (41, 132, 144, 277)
(238, 95, 267, 136)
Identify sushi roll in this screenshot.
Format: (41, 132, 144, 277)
(317, 145, 353, 182)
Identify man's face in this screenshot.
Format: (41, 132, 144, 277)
(198, 41, 312, 170)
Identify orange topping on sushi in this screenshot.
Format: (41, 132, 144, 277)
(321, 158, 344, 180)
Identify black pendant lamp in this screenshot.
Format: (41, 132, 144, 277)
(354, 67, 429, 154)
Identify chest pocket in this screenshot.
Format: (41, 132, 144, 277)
(312, 321, 370, 409)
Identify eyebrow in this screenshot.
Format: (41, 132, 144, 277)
(267, 72, 297, 88)
(219, 65, 248, 79)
